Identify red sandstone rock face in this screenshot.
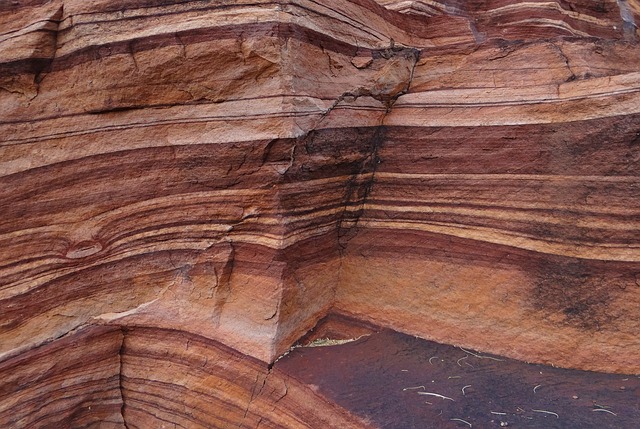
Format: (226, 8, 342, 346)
(0, 0, 639, 427)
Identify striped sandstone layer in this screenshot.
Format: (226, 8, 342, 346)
(0, 0, 639, 427)
(0, 325, 374, 428)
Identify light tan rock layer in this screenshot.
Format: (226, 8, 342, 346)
(1, 0, 639, 426)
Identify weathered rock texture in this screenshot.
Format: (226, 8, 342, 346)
(1, 0, 639, 427)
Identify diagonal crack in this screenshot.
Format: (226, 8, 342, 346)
(238, 369, 271, 428)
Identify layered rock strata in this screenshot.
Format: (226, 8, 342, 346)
(1, 0, 639, 427)
(0, 325, 374, 428)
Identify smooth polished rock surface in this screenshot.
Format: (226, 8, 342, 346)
(1, 0, 639, 427)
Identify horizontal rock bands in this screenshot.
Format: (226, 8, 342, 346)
(379, 0, 635, 40)
(1, 0, 639, 393)
(338, 228, 640, 373)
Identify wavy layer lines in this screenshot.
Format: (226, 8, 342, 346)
(0, 0, 639, 399)
(377, 0, 639, 40)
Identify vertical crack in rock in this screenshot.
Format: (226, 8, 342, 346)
(549, 41, 577, 82)
(238, 370, 269, 428)
(259, 378, 288, 429)
(127, 41, 140, 74)
(117, 328, 131, 429)
(212, 241, 236, 326)
(334, 45, 420, 313)
(238, 367, 289, 429)
(337, 46, 420, 251)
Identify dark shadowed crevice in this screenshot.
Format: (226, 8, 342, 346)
(117, 328, 131, 429)
(336, 46, 421, 251)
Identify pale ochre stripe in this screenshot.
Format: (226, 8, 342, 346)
(0, 95, 337, 152)
(58, 6, 282, 56)
(498, 18, 591, 36)
(560, 72, 640, 97)
(364, 203, 638, 231)
(292, 0, 415, 47)
(287, 1, 388, 40)
(1, 96, 298, 145)
(0, 112, 313, 177)
(359, 219, 640, 261)
(90, 174, 372, 229)
(91, 190, 274, 228)
(383, 1, 439, 14)
(59, 0, 394, 56)
(481, 2, 614, 27)
(385, 96, 640, 126)
(66, 0, 274, 24)
(367, 196, 640, 217)
(399, 73, 640, 106)
(375, 172, 639, 182)
(101, 209, 343, 251)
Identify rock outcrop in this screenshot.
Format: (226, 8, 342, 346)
(1, 0, 639, 427)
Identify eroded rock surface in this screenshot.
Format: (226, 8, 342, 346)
(1, 0, 639, 427)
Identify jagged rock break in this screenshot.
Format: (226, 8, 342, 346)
(1, 0, 639, 427)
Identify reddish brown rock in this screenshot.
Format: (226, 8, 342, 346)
(0, 326, 125, 428)
(1, 0, 639, 427)
(280, 316, 640, 429)
(0, 325, 373, 428)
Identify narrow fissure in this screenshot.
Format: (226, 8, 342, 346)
(238, 368, 272, 428)
(117, 328, 131, 429)
(336, 46, 421, 246)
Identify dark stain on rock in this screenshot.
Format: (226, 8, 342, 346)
(531, 258, 632, 331)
